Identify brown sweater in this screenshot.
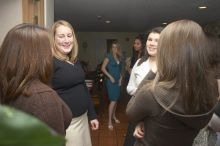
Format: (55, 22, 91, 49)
(126, 80, 218, 146)
(8, 80, 72, 135)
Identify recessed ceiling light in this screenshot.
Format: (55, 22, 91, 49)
(97, 15, 102, 19)
(198, 6, 207, 9)
(105, 20, 111, 24)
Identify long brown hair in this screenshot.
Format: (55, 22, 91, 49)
(0, 24, 52, 103)
(156, 20, 217, 114)
(51, 20, 78, 63)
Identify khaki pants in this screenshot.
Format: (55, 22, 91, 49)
(65, 112, 92, 146)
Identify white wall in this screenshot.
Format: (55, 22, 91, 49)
(0, 0, 54, 45)
(44, 0, 54, 29)
(77, 32, 139, 70)
(0, 0, 22, 45)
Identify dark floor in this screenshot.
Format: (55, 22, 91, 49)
(90, 85, 130, 146)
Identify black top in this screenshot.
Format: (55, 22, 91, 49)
(52, 58, 97, 120)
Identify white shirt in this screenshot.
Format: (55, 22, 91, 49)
(127, 59, 150, 95)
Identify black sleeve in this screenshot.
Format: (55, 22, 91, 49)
(84, 83, 97, 121)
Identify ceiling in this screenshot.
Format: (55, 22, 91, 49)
(54, 0, 220, 32)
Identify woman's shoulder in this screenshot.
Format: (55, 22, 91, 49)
(28, 80, 56, 95)
(28, 80, 63, 105)
(135, 58, 142, 64)
(137, 58, 142, 62)
(132, 59, 150, 74)
(131, 58, 141, 69)
(135, 58, 149, 67)
(135, 84, 155, 102)
(53, 57, 66, 68)
(12, 80, 61, 111)
(53, 57, 62, 63)
(133, 85, 160, 113)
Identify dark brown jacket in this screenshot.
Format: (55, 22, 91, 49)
(126, 76, 218, 146)
(9, 80, 72, 135)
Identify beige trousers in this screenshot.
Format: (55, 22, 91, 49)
(65, 112, 92, 146)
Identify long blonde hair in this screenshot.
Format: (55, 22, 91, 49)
(110, 41, 121, 61)
(51, 20, 78, 63)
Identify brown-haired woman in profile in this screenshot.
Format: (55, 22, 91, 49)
(126, 20, 219, 146)
(0, 23, 72, 135)
(51, 20, 99, 146)
(101, 41, 122, 130)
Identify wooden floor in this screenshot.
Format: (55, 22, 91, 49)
(90, 86, 130, 146)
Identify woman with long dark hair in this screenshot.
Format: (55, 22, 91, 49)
(125, 35, 145, 84)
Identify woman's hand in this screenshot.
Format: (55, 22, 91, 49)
(133, 122, 144, 139)
(118, 77, 122, 86)
(90, 119, 99, 130)
(109, 76, 115, 83)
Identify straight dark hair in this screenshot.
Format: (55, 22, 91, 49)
(0, 24, 53, 103)
(130, 35, 145, 68)
(156, 20, 217, 114)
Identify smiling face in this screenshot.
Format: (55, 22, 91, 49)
(146, 32, 160, 57)
(55, 25, 73, 55)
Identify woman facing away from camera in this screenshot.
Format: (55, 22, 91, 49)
(126, 19, 219, 146)
(124, 27, 163, 146)
(101, 41, 122, 130)
(0, 24, 72, 135)
(51, 20, 99, 146)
